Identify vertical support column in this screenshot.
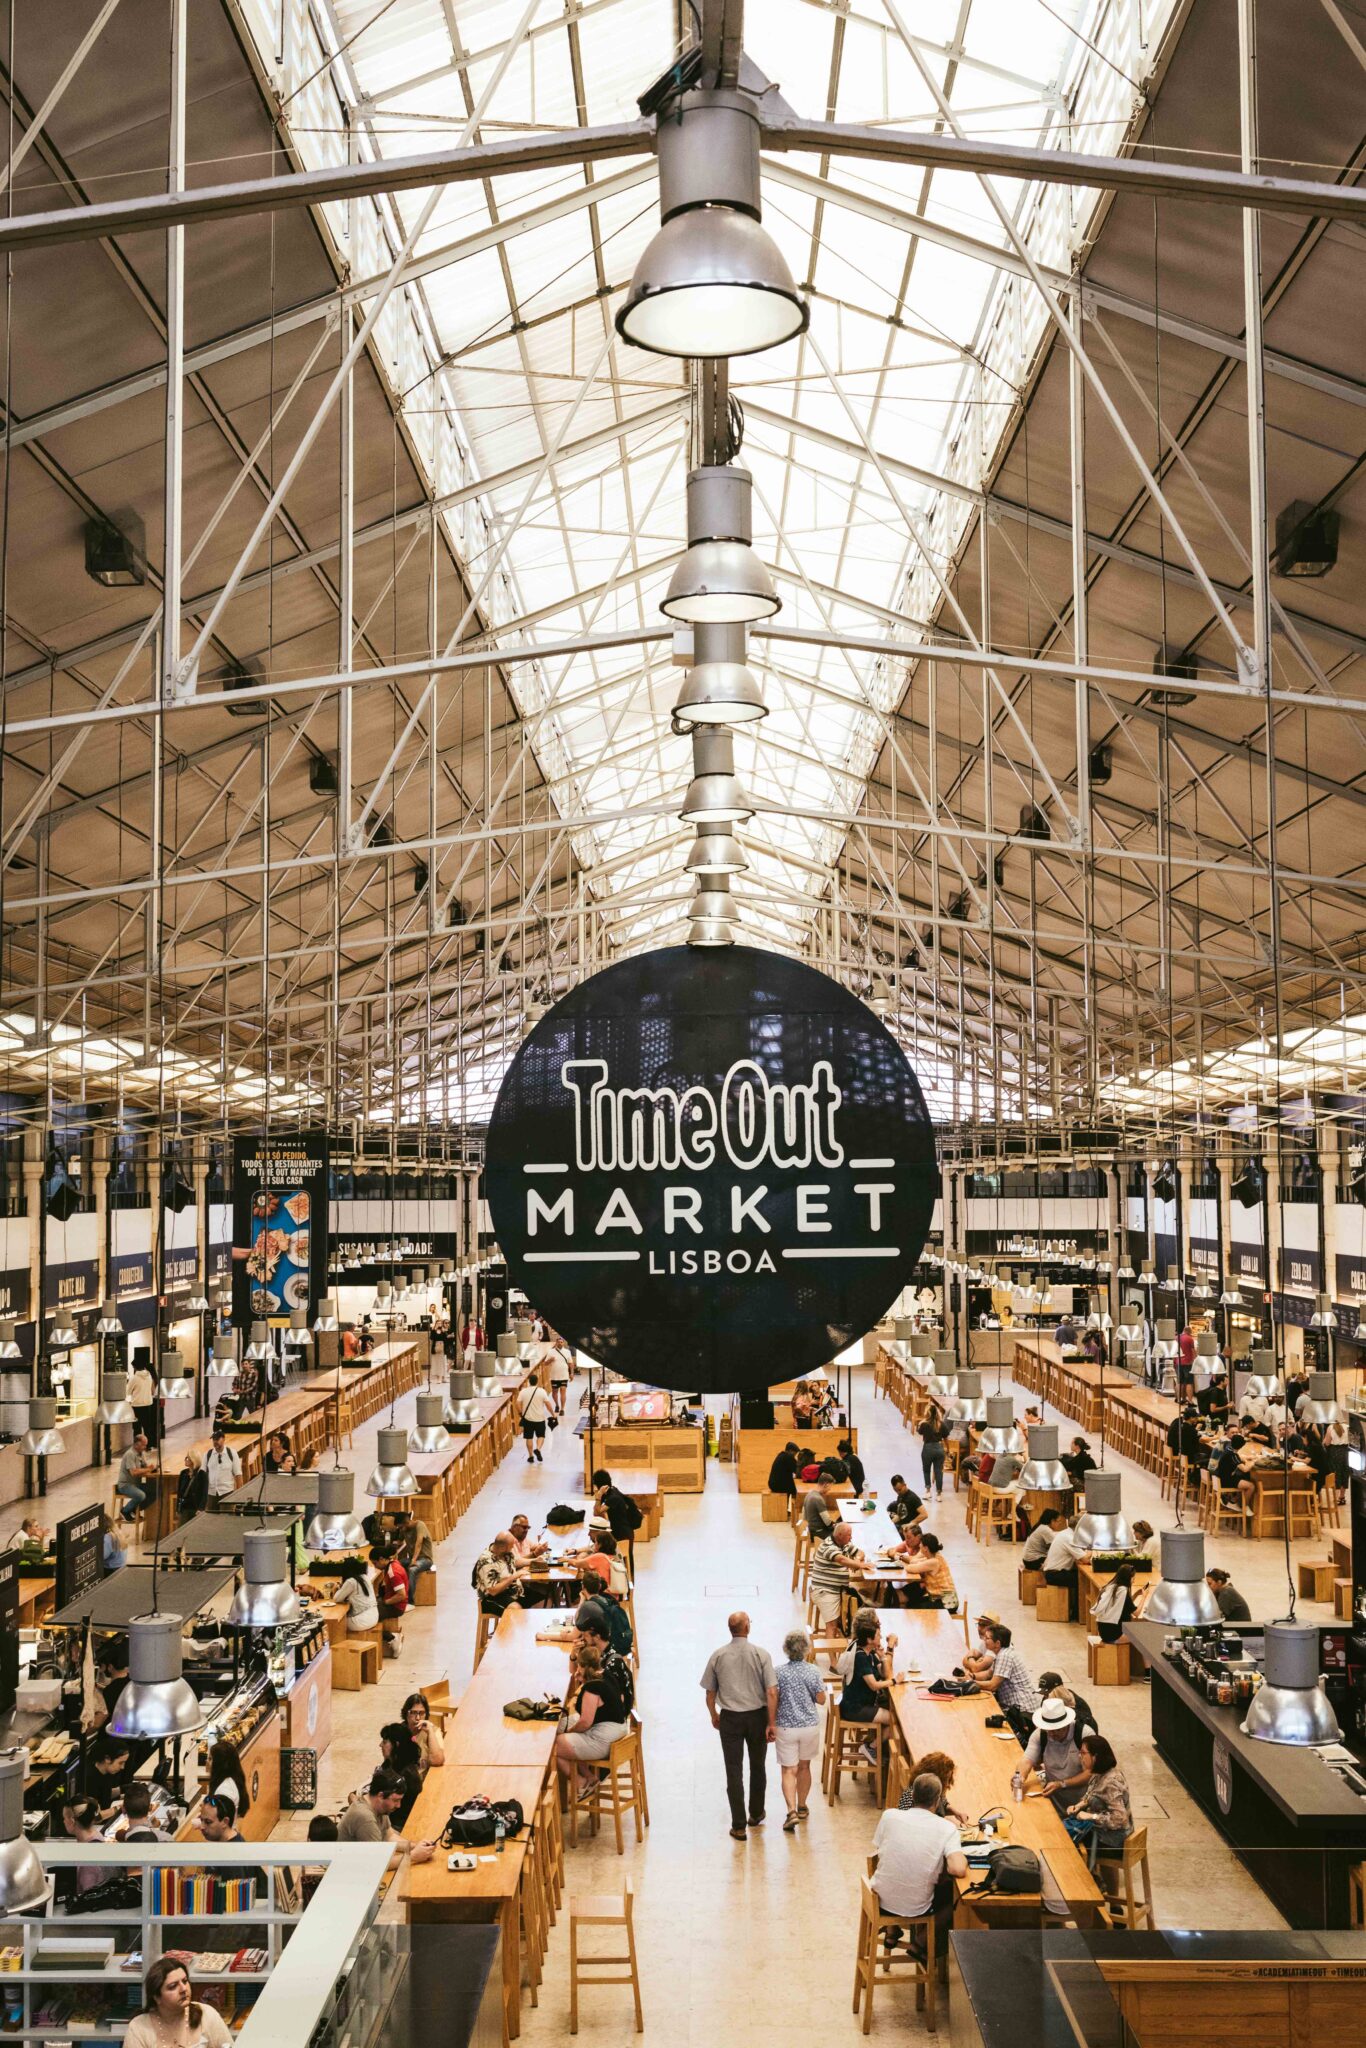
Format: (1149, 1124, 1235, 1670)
(1176, 1154, 1194, 1289)
(1263, 1144, 1285, 1361)
(337, 305, 356, 853)
(161, 0, 188, 701)
(22, 1130, 44, 1498)
(1069, 295, 1096, 1107)
(192, 1151, 210, 1414)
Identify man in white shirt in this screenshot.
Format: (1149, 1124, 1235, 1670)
(203, 1429, 242, 1500)
(1042, 1519, 1089, 1619)
(872, 1773, 967, 1938)
(547, 1345, 572, 1412)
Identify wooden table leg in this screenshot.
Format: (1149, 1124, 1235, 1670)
(502, 1888, 522, 2042)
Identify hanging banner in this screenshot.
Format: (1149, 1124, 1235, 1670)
(485, 946, 938, 1393)
(231, 1134, 329, 1323)
(56, 1504, 104, 1609)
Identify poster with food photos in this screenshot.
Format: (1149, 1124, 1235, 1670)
(232, 1133, 329, 1325)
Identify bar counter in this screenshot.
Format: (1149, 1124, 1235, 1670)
(1126, 1618, 1366, 1927)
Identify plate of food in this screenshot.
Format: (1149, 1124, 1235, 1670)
(252, 1285, 282, 1313)
(283, 1271, 310, 1310)
(283, 1191, 310, 1226)
(286, 1229, 310, 1267)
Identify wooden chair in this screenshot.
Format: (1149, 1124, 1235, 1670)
(852, 1879, 937, 2034)
(792, 1526, 814, 1597)
(1253, 1476, 1287, 1540)
(979, 1491, 1016, 1544)
(473, 1607, 499, 1671)
(1318, 1485, 1342, 1531)
(1205, 1481, 1253, 1539)
(1286, 1482, 1321, 1541)
(571, 1726, 646, 1855)
(568, 1883, 643, 2035)
(1097, 1826, 1155, 1929)
(884, 1748, 911, 1810)
(537, 1773, 564, 1923)
(827, 1712, 884, 1803)
(419, 1675, 457, 1728)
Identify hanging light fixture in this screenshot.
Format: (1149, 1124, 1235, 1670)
(927, 1349, 958, 1403)
(1138, 1258, 1157, 1290)
(158, 1350, 192, 1400)
(97, 1371, 136, 1426)
(0, 1320, 19, 1360)
(0, 1751, 50, 1913)
(365, 1425, 418, 1498)
(976, 1395, 1021, 1455)
(471, 1349, 501, 1395)
(227, 1529, 302, 1628)
(211, 1333, 236, 1379)
(95, 1298, 124, 1336)
(685, 825, 749, 878)
(312, 1294, 339, 1333)
(1018, 1423, 1070, 1492)
(1074, 1469, 1129, 1549)
(663, 468, 779, 627)
(305, 1467, 366, 1550)
(952, 1369, 986, 1425)
(244, 1319, 272, 1361)
(673, 618, 768, 727)
(49, 1310, 79, 1350)
(1143, 1528, 1221, 1626)
(1242, 1621, 1341, 1747)
(616, 83, 807, 359)
(1303, 1372, 1342, 1428)
(1241, 1346, 1282, 1401)
(18, 1398, 64, 1458)
(1116, 1254, 1136, 1281)
(183, 1281, 209, 1314)
(409, 1392, 450, 1453)
(109, 1613, 204, 1739)
(680, 728, 752, 825)
(1188, 1272, 1213, 1302)
(1309, 1294, 1338, 1330)
(443, 1367, 476, 1433)
(1220, 1274, 1244, 1306)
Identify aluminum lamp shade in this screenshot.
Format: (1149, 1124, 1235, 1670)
(19, 1398, 64, 1458)
(689, 886, 739, 926)
(184, 1285, 209, 1313)
(158, 1352, 192, 1400)
(244, 1320, 272, 1361)
(1138, 1259, 1157, 1289)
(305, 1466, 366, 1550)
(312, 1294, 339, 1333)
(472, 1350, 501, 1395)
(97, 1372, 136, 1425)
(1220, 1276, 1244, 1306)
(665, 544, 778, 632)
(687, 915, 735, 947)
(1154, 1318, 1178, 1363)
(1304, 1372, 1343, 1428)
(673, 643, 768, 723)
(1018, 1424, 1070, 1492)
(977, 1397, 1023, 1456)
(365, 1426, 418, 1498)
(950, 1370, 985, 1424)
(227, 1529, 302, 1628)
(618, 209, 806, 360)
(109, 1614, 205, 1740)
(1242, 1622, 1341, 1747)
(49, 1314, 79, 1349)
(1143, 1528, 1222, 1626)
(1074, 1469, 1130, 1550)
(443, 1369, 477, 1433)
(285, 1310, 309, 1349)
(927, 1350, 958, 1402)
(1309, 1294, 1338, 1330)
(212, 1333, 236, 1369)
(681, 728, 752, 825)
(95, 1298, 123, 1336)
(1242, 1349, 1282, 1401)
(0, 1321, 19, 1361)
(0, 1752, 49, 1913)
(409, 1392, 450, 1453)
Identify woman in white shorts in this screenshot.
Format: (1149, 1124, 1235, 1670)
(773, 1631, 826, 1831)
(555, 1644, 629, 1792)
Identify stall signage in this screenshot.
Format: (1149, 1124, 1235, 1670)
(1278, 1247, 1320, 1292)
(43, 1261, 99, 1312)
(1212, 1734, 1232, 1816)
(1189, 1239, 1220, 1276)
(1229, 1243, 1266, 1283)
(232, 1134, 330, 1323)
(485, 946, 937, 1392)
(0, 1268, 28, 1317)
(1335, 1254, 1366, 1302)
(56, 1504, 104, 1608)
(163, 1247, 199, 1290)
(112, 1251, 153, 1298)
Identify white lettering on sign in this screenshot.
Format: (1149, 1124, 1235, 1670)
(560, 1058, 844, 1175)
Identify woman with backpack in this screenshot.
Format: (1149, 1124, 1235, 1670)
(591, 1467, 644, 1573)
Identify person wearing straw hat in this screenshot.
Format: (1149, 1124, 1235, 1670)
(1021, 1694, 1087, 1812)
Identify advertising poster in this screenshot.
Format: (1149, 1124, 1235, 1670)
(231, 1134, 329, 1324)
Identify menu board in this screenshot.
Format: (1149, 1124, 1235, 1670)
(231, 1134, 329, 1324)
(56, 1504, 105, 1609)
(0, 1551, 18, 1717)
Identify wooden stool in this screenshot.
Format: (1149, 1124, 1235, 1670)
(1087, 1635, 1132, 1687)
(792, 1526, 813, 1596)
(538, 1770, 565, 1923)
(332, 1638, 381, 1690)
(1206, 1482, 1252, 1539)
(1035, 1582, 1072, 1623)
(1318, 1486, 1342, 1531)
(980, 1492, 1016, 1544)
(572, 1727, 646, 1854)
(852, 1880, 937, 2034)
(1286, 1484, 1321, 1541)
(473, 1607, 499, 1670)
(762, 1491, 790, 1523)
(413, 1569, 438, 1607)
(1018, 1566, 1043, 1606)
(1297, 1558, 1335, 1603)
(1334, 1578, 1353, 1619)
(827, 1714, 884, 1803)
(568, 1883, 643, 2035)
(1097, 1826, 1154, 1929)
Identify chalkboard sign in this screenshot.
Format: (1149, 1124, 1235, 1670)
(0, 1551, 18, 1717)
(56, 1505, 104, 1609)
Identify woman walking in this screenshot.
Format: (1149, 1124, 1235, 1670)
(919, 1410, 948, 1497)
(773, 1630, 825, 1831)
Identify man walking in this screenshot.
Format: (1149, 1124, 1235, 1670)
(204, 1428, 242, 1502)
(701, 1612, 778, 1841)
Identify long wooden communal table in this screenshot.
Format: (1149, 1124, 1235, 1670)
(401, 1606, 572, 2043)
(375, 1384, 522, 1542)
(142, 1341, 425, 1538)
(885, 1609, 1106, 1930)
(1010, 1335, 1178, 1477)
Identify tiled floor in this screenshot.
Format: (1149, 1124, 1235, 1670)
(12, 1357, 1324, 2039)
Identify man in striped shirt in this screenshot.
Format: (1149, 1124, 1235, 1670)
(809, 1523, 863, 1627)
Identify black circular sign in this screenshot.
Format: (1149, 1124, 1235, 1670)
(485, 945, 937, 1393)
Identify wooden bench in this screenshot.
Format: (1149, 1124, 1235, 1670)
(414, 1568, 438, 1607)
(1087, 1635, 1132, 1687)
(1334, 1577, 1353, 1620)
(1035, 1583, 1072, 1623)
(1018, 1565, 1043, 1607)
(1297, 1558, 1335, 1603)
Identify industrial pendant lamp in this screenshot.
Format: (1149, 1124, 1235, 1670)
(1242, 1622, 1341, 1747)
(673, 620, 767, 727)
(1018, 1423, 1069, 1492)
(681, 728, 752, 825)
(617, 85, 807, 359)
(97, 1372, 136, 1425)
(0, 1321, 19, 1360)
(109, 1613, 205, 1739)
(443, 1368, 477, 1433)
(1116, 1254, 1136, 1281)
(1143, 1528, 1221, 1626)
(365, 1426, 418, 1498)
(1074, 1469, 1129, 1550)
(49, 1311, 79, 1350)
(976, 1396, 1022, 1456)
(1219, 1274, 1243, 1307)
(689, 884, 739, 924)
(927, 1349, 958, 1403)
(244, 1320, 272, 1362)
(952, 1370, 985, 1425)
(472, 1349, 501, 1395)
(0, 1751, 50, 1912)
(305, 1467, 366, 1550)
(1241, 1347, 1281, 1400)
(663, 468, 778, 626)
(409, 1392, 450, 1453)
(227, 1529, 301, 1628)
(1303, 1372, 1342, 1428)
(95, 1299, 124, 1336)
(687, 912, 735, 947)
(1309, 1294, 1338, 1330)
(158, 1351, 192, 1400)
(312, 1294, 339, 1333)
(18, 1398, 64, 1457)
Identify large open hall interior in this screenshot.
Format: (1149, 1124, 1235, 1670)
(0, 0, 1364, 2040)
